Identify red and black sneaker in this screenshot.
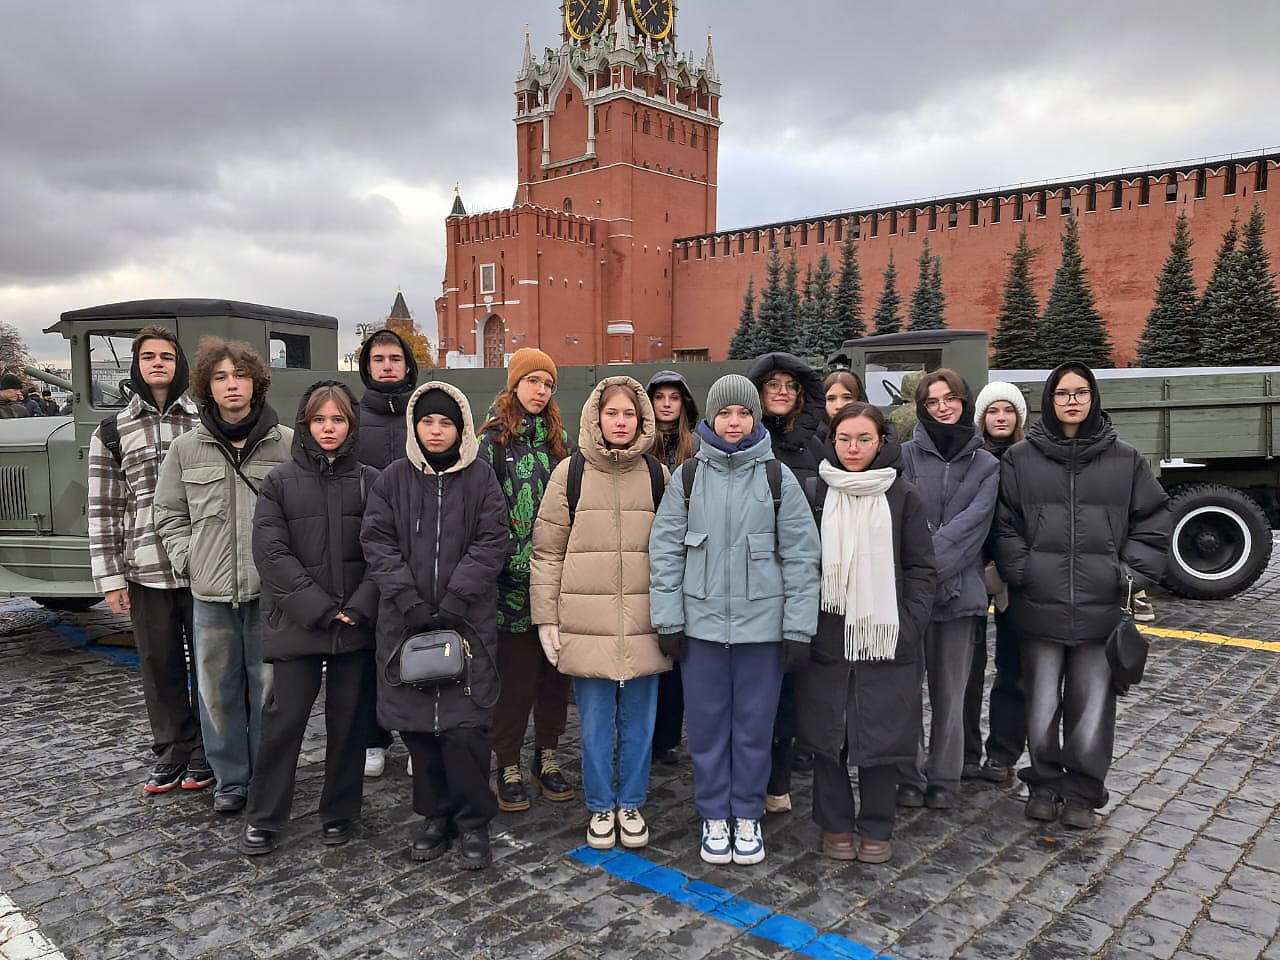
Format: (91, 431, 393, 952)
(181, 765, 215, 790)
(144, 764, 186, 795)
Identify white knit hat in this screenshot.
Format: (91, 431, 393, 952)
(974, 381, 1027, 430)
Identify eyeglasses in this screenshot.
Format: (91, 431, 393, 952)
(521, 375, 556, 394)
(834, 436, 881, 450)
(764, 379, 800, 395)
(923, 394, 961, 411)
(1052, 388, 1092, 405)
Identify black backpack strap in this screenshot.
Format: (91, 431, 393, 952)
(565, 452, 586, 526)
(99, 413, 122, 467)
(766, 458, 783, 515)
(644, 454, 665, 512)
(804, 475, 827, 522)
(680, 458, 698, 510)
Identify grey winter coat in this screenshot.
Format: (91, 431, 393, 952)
(252, 382, 380, 662)
(796, 438, 937, 766)
(360, 382, 508, 733)
(901, 425, 999, 620)
(648, 425, 821, 645)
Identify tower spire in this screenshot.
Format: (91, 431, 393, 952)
(519, 23, 532, 76)
(448, 184, 467, 218)
(704, 28, 716, 79)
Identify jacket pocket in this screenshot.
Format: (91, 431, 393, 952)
(684, 530, 709, 599)
(181, 465, 229, 526)
(746, 531, 783, 600)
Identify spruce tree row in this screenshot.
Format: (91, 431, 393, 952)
(730, 202, 1278, 369)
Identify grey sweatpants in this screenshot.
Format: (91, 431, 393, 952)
(900, 616, 978, 791)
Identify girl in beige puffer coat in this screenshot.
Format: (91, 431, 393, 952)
(531, 376, 671, 852)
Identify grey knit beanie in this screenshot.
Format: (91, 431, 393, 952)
(705, 374, 762, 422)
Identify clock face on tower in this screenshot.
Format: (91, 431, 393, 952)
(628, 0, 672, 39)
(566, 0, 610, 40)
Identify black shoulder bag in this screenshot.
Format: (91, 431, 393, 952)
(1106, 578, 1149, 696)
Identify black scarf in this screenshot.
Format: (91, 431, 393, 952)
(200, 402, 279, 462)
(917, 394, 979, 463)
(422, 442, 461, 474)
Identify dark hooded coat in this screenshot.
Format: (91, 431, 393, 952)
(993, 363, 1170, 645)
(795, 436, 936, 766)
(360, 382, 509, 733)
(645, 369, 700, 471)
(356, 329, 419, 470)
(746, 352, 826, 487)
(252, 381, 381, 662)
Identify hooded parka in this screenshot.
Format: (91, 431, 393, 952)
(993, 364, 1170, 645)
(901, 422, 999, 620)
(796, 437, 937, 766)
(356, 330, 419, 470)
(252, 381, 381, 662)
(530, 376, 671, 681)
(645, 370, 701, 472)
(360, 382, 509, 734)
(746, 352, 826, 487)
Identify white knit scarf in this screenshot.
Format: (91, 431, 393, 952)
(818, 460, 899, 661)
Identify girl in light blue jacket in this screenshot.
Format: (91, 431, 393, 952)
(648, 374, 820, 867)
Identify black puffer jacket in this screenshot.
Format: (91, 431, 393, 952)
(747, 352, 826, 486)
(993, 363, 1170, 645)
(360, 382, 509, 733)
(796, 436, 936, 766)
(252, 381, 381, 662)
(356, 329, 418, 469)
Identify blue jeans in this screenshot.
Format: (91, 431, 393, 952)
(192, 599, 273, 798)
(572, 675, 658, 813)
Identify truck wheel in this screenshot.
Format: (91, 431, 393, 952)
(1163, 484, 1272, 600)
(32, 596, 101, 613)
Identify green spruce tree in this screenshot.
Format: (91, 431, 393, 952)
(870, 250, 903, 335)
(799, 253, 836, 359)
(1036, 216, 1113, 367)
(1197, 213, 1239, 365)
(830, 230, 865, 345)
(991, 231, 1042, 369)
(1203, 204, 1280, 365)
(754, 247, 788, 354)
(1135, 211, 1200, 367)
(908, 239, 946, 329)
(727, 277, 758, 360)
(775, 252, 802, 353)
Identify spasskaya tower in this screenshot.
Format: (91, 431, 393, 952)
(436, 0, 721, 366)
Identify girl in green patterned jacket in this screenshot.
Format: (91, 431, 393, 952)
(476, 348, 578, 812)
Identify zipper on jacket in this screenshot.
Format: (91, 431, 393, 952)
(1068, 466, 1077, 626)
(229, 456, 240, 610)
(614, 450, 626, 679)
(723, 455, 734, 644)
(434, 474, 444, 605)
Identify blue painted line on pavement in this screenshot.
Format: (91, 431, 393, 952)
(43, 612, 142, 670)
(569, 846, 897, 959)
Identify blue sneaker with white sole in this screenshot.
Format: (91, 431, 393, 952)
(732, 818, 765, 864)
(700, 818, 732, 864)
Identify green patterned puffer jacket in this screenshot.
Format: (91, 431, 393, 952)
(476, 409, 575, 632)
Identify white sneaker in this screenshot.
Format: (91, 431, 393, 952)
(1132, 590, 1155, 624)
(587, 810, 616, 850)
(732, 818, 765, 865)
(618, 808, 649, 848)
(700, 818, 732, 864)
(765, 793, 792, 814)
(364, 748, 385, 778)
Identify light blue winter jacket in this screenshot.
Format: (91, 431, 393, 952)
(648, 427, 820, 644)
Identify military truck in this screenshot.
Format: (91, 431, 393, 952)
(0, 298, 744, 610)
(841, 329, 1280, 601)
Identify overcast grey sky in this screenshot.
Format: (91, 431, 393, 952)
(2, 0, 1276, 364)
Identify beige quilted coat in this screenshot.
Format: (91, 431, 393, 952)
(531, 376, 672, 681)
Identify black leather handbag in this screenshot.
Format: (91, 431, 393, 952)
(1106, 579, 1149, 696)
(385, 629, 470, 689)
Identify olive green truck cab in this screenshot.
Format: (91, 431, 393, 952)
(842, 329, 1280, 600)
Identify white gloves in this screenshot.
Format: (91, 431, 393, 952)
(537, 624, 561, 666)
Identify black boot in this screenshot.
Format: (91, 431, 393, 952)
(411, 817, 455, 862)
(239, 825, 277, 856)
(458, 828, 491, 870)
(531, 749, 574, 802)
(496, 764, 531, 812)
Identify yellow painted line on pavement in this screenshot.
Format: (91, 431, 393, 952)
(1141, 625, 1280, 653)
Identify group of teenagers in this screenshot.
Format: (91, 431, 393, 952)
(87, 324, 1170, 873)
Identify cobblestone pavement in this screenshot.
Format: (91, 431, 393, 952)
(1, 553, 1278, 960)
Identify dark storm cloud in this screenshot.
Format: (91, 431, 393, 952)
(2, 0, 1275, 361)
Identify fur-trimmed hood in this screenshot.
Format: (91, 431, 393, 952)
(402, 380, 479, 474)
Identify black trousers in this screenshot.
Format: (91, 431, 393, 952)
(491, 630, 571, 768)
(245, 651, 375, 830)
(985, 610, 1027, 766)
(962, 617, 987, 767)
(401, 727, 498, 833)
(651, 663, 684, 754)
(767, 673, 797, 796)
(812, 754, 897, 842)
(126, 582, 203, 766)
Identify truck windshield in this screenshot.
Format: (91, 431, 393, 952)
(863, 348, 944, 407)
(87, 332, 139, 408)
